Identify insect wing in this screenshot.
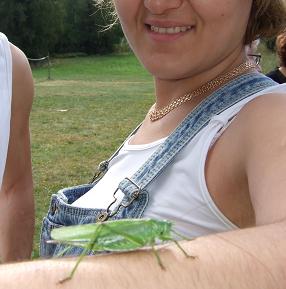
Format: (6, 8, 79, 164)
(51, 223, 101, 246)
(50, 220, 145, 251)
(91, 219, 173, 251)
(51, 219, 172, 252)
(95, 220, 146, 251)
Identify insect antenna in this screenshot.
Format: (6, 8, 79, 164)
(46, 239, 59, 244)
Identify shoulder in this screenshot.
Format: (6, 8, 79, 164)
(240, 86, 286, 120)
(224, 86, 286, 168)
(10, 43, 31, 72)
(238, 87, 286, 139)
(10, 43, 34, 115)
(235, 89, 286, 224)
(233, 87, 286, 174)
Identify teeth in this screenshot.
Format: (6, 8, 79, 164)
(150, 25, 192, 34)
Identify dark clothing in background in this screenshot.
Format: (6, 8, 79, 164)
(266, 68, 286, 84)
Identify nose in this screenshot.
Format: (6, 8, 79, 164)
(144, 0, 183, 15)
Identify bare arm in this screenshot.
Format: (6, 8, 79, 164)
(1, 93, 286, 286)
(0, 44, 34, 262)
(0, 220, 285, 289)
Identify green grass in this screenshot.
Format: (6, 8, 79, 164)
(33, 54, 151, 82)
(31, 53, 153, 257)
(258, 42, 278, 73)
(31, 46, 277, 258)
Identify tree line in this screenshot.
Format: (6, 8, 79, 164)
(0, 0, 123, 57)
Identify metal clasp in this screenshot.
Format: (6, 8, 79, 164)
(121, 190, 140, 207)
(96, 211, 109, 222)
(50, 202, 58, 216)
(95, 178, 141, 222)
(90, 160, 109, 184)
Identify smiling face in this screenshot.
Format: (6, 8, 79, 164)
(113, 0, 253, 80)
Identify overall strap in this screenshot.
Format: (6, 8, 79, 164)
(118, 73, 276, 196)
(90, 123, 141, 183)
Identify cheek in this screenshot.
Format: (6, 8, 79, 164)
(192, 0, 252, 28)
(199, 3, 252, 48)
(113, 1, 138, 45)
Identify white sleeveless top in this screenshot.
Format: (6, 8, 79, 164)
(73, 84, 286, 238)
(0, 33, 12, 188)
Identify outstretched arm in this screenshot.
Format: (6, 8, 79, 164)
(0, 220, 285, 289)
(0, 44, 34, 262)
(2, 87, 286, 286)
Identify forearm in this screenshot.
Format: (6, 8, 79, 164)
(0, 221, 285, 289)
(0, 186, 34, 262)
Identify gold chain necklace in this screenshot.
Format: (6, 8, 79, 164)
(149, 61, 257, 121)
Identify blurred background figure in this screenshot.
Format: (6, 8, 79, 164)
(266, 32, 286, 83)
(246, 39, 262, 71)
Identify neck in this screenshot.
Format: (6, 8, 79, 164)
(153, 53, 248, 109)
(279, 66, 286, 77)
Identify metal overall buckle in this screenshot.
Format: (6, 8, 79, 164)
(89, 160, 109, 184)
(96, 178, 141, 222)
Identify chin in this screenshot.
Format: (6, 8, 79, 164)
(139, 52, 204, 81)
(146, 64, 195, 81)
(141, 60, 186, 80)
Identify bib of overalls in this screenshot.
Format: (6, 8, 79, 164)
(40, 73, 276, 257)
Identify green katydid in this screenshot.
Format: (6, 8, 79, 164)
(50, 218, 195, 283)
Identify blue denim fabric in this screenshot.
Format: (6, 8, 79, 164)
(40, 73, 276, 257)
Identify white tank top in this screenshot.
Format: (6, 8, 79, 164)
(73, 84, 286, 238)
(0, 33, 12, 188)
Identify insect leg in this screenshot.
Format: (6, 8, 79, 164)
(58, 245, 89, 284)
(151, 245, 166, 270)
(103, 224, 168, 269)
(55, 245, 74, 258)
(102, 222, 144, 247)
(171, 229, 193, 241)
(172, 240, 196, 259)
(59, 224, 103, 284)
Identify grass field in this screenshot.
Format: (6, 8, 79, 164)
(31, 53, 154, 257)
(31, 48, 277, 257)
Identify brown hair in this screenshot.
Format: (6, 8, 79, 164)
(276, 32, 286, 67)
(245, 0, 286, 44)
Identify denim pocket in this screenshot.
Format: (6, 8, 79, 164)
(40, 216, 96, 257)
(40, 217, 63, 258)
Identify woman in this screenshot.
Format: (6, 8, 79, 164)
(0, 32, 34, 262)
(1, 1, 286, 288)
(266, 32, 286, 83)
(41, 0, 286, 254)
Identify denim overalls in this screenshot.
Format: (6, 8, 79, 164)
(40, 73, 276, 257)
